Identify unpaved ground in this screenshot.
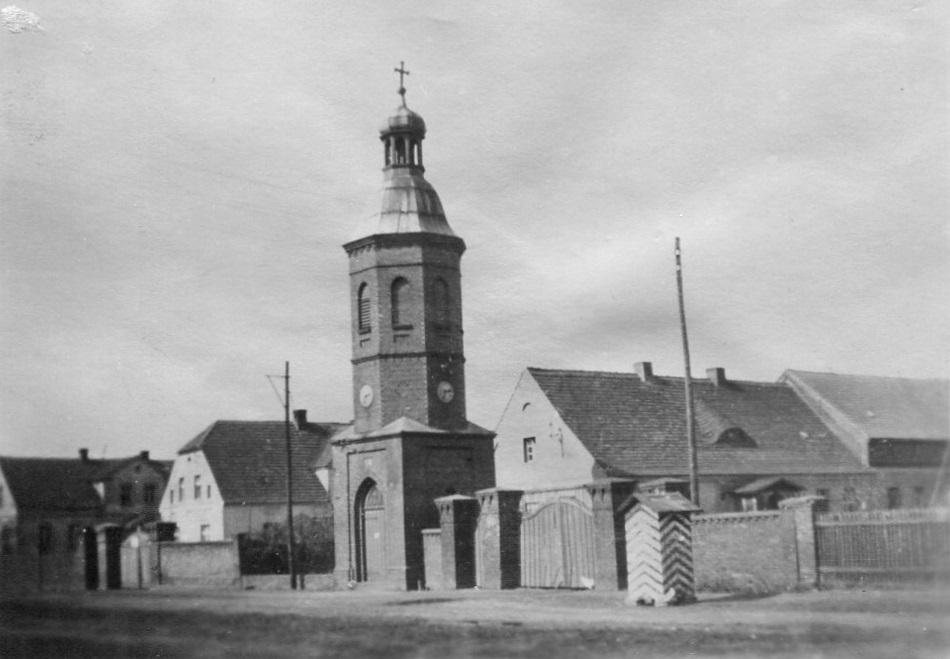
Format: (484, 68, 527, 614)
(1, 587, 948, 658)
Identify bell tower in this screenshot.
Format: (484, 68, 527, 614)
(343, 64, 468, 434)
(332, 65, 496, 591)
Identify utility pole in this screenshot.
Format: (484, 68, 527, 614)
(675, 238, 700, 506)
(284, 361, 297, 589)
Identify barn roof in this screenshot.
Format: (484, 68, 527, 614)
(781, 370, 949, 441)
(178, 420, 347, 505)
(526, 367, 867, 477)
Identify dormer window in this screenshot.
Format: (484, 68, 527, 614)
(358, 283, 371, 334)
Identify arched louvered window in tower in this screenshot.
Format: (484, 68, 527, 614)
(433, 278, 450, 332)
(358, 283, 371, 333)
(391, 277, 410, 327)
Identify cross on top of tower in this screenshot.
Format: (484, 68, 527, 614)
(394, 61, 410, 106)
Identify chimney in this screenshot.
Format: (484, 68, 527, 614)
(140, 450, 150, 461)
(293, 409, 308, 431)
(706, 367, 727, 387)
(634, 362, 654, 383)
(79, 448, 89, 462)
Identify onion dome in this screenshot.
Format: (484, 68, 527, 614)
(350, 64, 456, 240)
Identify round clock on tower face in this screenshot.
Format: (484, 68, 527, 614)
(436, 380, 454, 403)
(359, 384, 374, 408)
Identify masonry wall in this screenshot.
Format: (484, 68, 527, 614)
(692, 511, 799, 592)
(156, 540, 240, 586)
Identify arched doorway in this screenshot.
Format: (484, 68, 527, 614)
(355, 479, 385, 582)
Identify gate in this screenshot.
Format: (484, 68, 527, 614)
(520, 488, 595, 588)
(816, 507, 950, 587)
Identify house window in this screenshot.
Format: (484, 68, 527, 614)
(391, 277, 411, 328)
(120, 483, 133, 507)
(843, 486, 859, 512)
(169, 489, 174, 504)
(913, 486, 926, 508)
(38, 523, 54, 554)
(178, 478, 184, 501)
(67, 524, 81, 552)
(358, 283, 371, 333)
(523, 437, 536, 463)
(887, 487, 902, 510)
(207, 485, 212, 498)
(741, 496, 758, 512)
(194, 475, 201, 499)
(0, 485, 4, 506)
(200, 525, 211, 542)
(144, 484, 157, 505)
(815, 489, 830, 513)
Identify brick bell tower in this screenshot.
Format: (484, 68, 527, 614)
(332, 65, 495, 591)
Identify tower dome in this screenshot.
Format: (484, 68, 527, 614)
(350, 65, 456, 240)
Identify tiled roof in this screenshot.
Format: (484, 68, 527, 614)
(178, 420, 347, 505)
(0, 457, 103, 512)
(782, 370, 949, 441)
(527, 368, 867, 477)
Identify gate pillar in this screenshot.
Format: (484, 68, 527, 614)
(435, 494, 479, 589)
(622, 492, 700, 606)
(474, 489, 523, 589)
(585, 479, 636, 591)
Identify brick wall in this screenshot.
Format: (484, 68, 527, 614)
(692, 510, 799, 592)
(156, 540, 240, 586)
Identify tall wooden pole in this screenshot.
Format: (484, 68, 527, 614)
(284, 361, 297, 589)
(675, 238, 700, 506)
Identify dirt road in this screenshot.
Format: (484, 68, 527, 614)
(1, 587, 948, 658)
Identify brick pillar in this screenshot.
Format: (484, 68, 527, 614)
(474, 489, 523, 589)
(435, 494, 479, 590)
(780, 495, 822, 589)
(586, 479, 636, 591)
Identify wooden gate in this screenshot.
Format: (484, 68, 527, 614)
(520, 489, 595, 588)
(816, 507, 950, 587)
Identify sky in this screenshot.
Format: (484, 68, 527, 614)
(1, 1, 947, 460)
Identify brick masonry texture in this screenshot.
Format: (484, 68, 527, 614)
(692, 511, 798, 592)
(157, 541, 240, 586)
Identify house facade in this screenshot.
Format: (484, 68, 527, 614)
(495, 364, 881, 513)
(160, 414, 344, 542)
(0, 450, 170, 592)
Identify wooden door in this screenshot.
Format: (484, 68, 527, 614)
(357, 481, 385, 582)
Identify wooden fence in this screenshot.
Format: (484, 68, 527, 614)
(815, 507, 950, 587)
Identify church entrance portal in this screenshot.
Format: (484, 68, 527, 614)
(355, 480, 385, 582)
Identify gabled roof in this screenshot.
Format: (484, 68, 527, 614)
(178, 420, 347, 505)
(0, 457, 103, 512)
(781, 370, 949, 441)
(88, 455, 173, 482)
(526, 368, 867, 477)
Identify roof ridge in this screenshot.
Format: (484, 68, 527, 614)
(529, 366, 789, 388)
(785, 369, 949, 384)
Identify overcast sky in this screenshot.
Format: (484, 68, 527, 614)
(2, 1, 947, 460)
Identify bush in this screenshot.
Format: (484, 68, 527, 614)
(239, 515, 334, 575)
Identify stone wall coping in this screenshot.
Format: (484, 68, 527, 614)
(694, 510, 783, 523)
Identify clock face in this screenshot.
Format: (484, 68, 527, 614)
(436, 380, 454, 403)
(359, 384, 374, 408)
